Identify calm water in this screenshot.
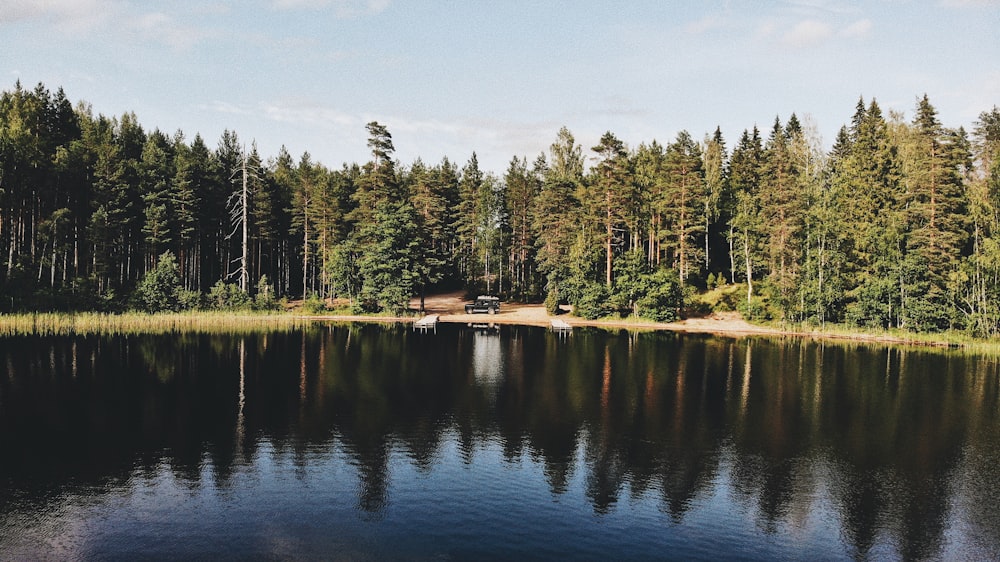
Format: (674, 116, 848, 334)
(2, 324, 1000, 560)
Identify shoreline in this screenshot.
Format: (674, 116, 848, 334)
(0, 308, 985, 349)
(305, 310, 968, 349)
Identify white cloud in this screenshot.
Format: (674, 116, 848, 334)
(270, 0, 389, 18)
(271, 0, 328, 9)
(782, 19, 833, 47)
(0, 1, 213, 49)
(939, 0, 1000, 6)
(203, 100, 250, 115)
(263, 101, 357, 128)
(132, 11, 213, 51)
(841, 18, 872, 38)
(783, 0, 861, 17)
(0, 0, 116, 32)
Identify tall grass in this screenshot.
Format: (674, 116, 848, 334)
(0, 311, 314, 336)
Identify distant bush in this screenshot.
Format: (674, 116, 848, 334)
(254, 275, 278, 311)
(133, 251, 183, 313)
(635, 269, 683, 322)
(304, 294, 328, 314)
(207, 280, 252, 311)
(738, 295, 772, 321)
(544, 288, 561, 315)
(575, 282, 611, 320)
(176, 289, 202, 311)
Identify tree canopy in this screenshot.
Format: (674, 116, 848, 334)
(0, 81, 996, 333)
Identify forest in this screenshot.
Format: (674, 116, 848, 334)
(1, 81, 998, 335)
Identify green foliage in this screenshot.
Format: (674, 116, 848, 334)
(711, 285, 742, 312)
(254, 275, 278, 310)
(176, 289, 202, 311)
(738, 295, 772, 322)
(636, 268, 684, 322)
(611, 248, 647, 316)
(133, 251, 183, 313)
(608, 250, 684, 322)
(544, 287, 561, 315)
(356, 198, 418, 314)
(574, 281, 611, 320)
(303, 294, 327, 314)
(682, 284, 712, 318)
(207, 280, 252, 311)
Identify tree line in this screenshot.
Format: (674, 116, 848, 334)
(1, 81, 998, 333)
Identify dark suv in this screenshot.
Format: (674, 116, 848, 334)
(465, 296, 500, 314)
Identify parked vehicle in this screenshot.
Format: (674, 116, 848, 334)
(465, 296, 500, 314)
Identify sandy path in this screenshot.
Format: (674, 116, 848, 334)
(408, 292, 779, 333)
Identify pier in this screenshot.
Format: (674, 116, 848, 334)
(414, 314, 439, 333)
(550, 319, 572, 332)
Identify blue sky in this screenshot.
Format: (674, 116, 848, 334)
(2, 0, 998, 174)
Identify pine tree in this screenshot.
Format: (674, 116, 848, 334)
(291, 152, 319, 296)
(270, 146, 298, 295)
(633, 140, 665, 267)
(661, 130, 706, 284)
(588, 131, 632, 287)
(532, 128, 584, 305)
(455, 153, 484, 286)
(139, 129, 175, 270)
(729, 127, 764, 299)
(170, 134, 200, 290)
(409, 159, 450, 310)
(504, 156, 541, 299)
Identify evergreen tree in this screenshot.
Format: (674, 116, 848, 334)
(455, 153, 484, 286)
(963, 107, 1000, 335)
(900, 95, 970, 330)
(291, 152, 320, 296)
(170, 133, 201, 290)
(661, 130, 706, 284)
(588, 131, 632, 287)
(504, 155, 540, 299)
(532, 128, 583, 305)
(633, 140, 665, 267)
(729, 127, 764, 299)
(409, 159, 451, 310)
(759, 117, 807, 316)
(702, 127, 730, 279)
(356, 197, 418, 314)
(270, 146, 298, 295)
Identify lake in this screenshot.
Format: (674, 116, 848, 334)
(2, 323, 999, 560)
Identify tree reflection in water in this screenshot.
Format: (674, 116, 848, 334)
(1, 324, 1000, 559)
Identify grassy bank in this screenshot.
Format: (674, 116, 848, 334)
(2, 307, 999, 357)
(0, 311, 314, 336)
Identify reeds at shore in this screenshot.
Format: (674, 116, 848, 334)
(0, 311, 315, 336)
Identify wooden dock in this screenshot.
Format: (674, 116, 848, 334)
(414, 314, 439, 333)
(550, 319, 572, 332)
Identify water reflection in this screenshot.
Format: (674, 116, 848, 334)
(1, 325, 1000, 559)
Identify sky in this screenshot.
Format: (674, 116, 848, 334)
(2, 0, 999, 175)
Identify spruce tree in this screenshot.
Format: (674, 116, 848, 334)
(901, 95, 970, 330)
